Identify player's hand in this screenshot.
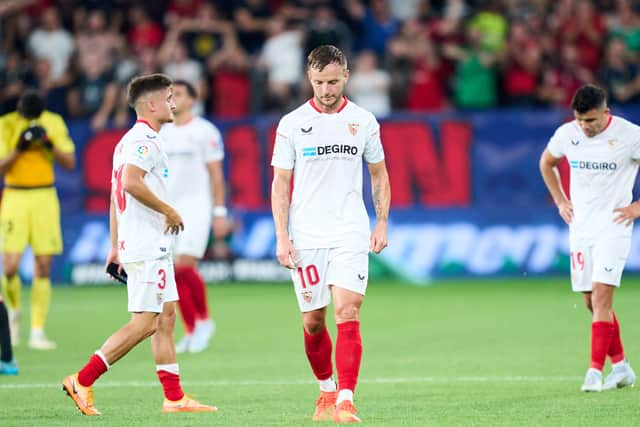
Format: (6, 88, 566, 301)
(105, 247, 121, 273)
(212, 216, 230, 240)
(613, 202, 640, 226)
(164, 207, 185, 235)
(276, 235, 298, 269)
(557, 200, 574, 225)
(370, 221, 388, 254)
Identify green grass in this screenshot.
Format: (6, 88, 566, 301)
(1, 277, 640, 426)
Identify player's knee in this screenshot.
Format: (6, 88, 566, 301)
(2, 265, 19, 278)
(304, 319, 325, 335)
(334, 304, 360, 323)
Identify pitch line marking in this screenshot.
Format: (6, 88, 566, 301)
(0, 376, 583, 390)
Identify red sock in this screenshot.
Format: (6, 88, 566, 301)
(591, 321, 614, 371)
(77, 353, 108, 387)
(608, 312, 625, 364)
(184, 266, 209, 320)
(304, 327, 333, 380)
(157, 369, 185, 401)
(175, 266, 196, 334)
(336, 321, 362, 392)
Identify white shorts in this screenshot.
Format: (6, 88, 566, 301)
(123, 255, 179, 313)
(173, 206, 210, 258)
(569, 236, 631, 292)
(291, 247, 368, 312)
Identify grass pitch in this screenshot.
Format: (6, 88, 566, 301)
(1, 277, 639, 426)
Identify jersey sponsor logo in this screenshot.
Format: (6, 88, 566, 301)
(569, 160, 617, 170)
(302, 144, 358, 157)
(348, 123, 359, 136)
(571, 140, 580, 145)
(301, 126, 312, 134)
(136, 144, 150, 156)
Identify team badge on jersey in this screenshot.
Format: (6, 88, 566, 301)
(301, 290, 313, 303)
(347, 123, 359, 136)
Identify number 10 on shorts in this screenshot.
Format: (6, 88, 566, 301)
(297, 265, 319, 288)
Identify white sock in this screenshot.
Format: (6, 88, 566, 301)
(336, 389, 353, 404)
(319, 377, 337, 392)
(612, 359, 627, 369)
(156, 363, 179, 374)
(31, 328, 44, 338)
(95, 350, 110, 370)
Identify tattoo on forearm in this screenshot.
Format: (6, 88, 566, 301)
(373, 182, 389, 222)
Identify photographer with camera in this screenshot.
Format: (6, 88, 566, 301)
(0, 90, 75, 350)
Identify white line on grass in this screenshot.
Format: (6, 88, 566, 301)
(0, 376, 583, 390)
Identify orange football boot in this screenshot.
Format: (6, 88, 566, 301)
(312, 391, 337, 421)
(61, 373, 101, 415)
(162, 395, 218, 413)
(333, 400, 361, 423)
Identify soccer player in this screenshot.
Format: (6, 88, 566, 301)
(0, 90, 76, 350)
(0, 296, 17, 374)
(271, 45, 390, 423)
(62, 74, 217, 415)
(160, 80, 229, 353)
(540, 84, 637, 392)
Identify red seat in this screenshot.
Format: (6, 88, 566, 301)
(83, 129, 127, 212)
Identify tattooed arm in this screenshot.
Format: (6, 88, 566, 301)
(271, 166, 297, 268)
(367, 160, 390, 253)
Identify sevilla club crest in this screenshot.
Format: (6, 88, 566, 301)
(301, 291, 313, 303)
(348, 123, 359, 136)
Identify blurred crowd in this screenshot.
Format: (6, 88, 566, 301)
(2, 0, 640, 130)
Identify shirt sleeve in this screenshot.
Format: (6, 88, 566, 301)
(47, 114, 75, 153)
(0, 115, 9, 159)
(202, 122, 224, 163)
(630, 124, 640, 160)
(271, 118, 295, 170)
(363, 115, 384, 164)
(122, 139, 160, 172)
(546, 126, 567, 159)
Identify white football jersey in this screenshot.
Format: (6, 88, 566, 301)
(547, 115, 640, 240)
(160, 116, 224, 210)
(271, 98, 385, 250)
(112, 120, 172, 263)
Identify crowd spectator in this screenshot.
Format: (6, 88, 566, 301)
(347, 50, 391, 116)
(2, 0, 640, 122)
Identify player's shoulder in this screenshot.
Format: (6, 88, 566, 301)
(611, 115, 640, 133)
(193, 116, 221, 134)
(344, 99, 377, 122)
(0, 111, 19, 126)
(551, 120, 579, 139)
(278, 101, 316, 129)
(121, 123, 160, 147)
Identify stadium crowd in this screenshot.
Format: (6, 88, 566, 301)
(1, 0, 640, 127)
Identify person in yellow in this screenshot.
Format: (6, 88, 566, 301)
(0, 90, 75, 350)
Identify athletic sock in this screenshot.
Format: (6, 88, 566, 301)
(304, 327, 333, 384)
(175, 266, 196, 334)
(337, 389, 354, 405)
(156, 363, 184, 401)
(1, 275, 22, 310)
(77, 350, 109, 387)
(184, 266, 209, 320)
(608, 312, 625, 364)
(0, 300, 13, 362)
(335, 321, 362, 398)
(591, 321, 614, 371)
(31, 277, 51, 330)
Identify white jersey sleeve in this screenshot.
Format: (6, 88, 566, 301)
(121, 138, 162, 172)
(201, 121, 224, 163)
(271, 116, 296, 170)
(547, 125, 569, 159)
(363, 114, 384, 164)
(630, 124, 640, 160)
